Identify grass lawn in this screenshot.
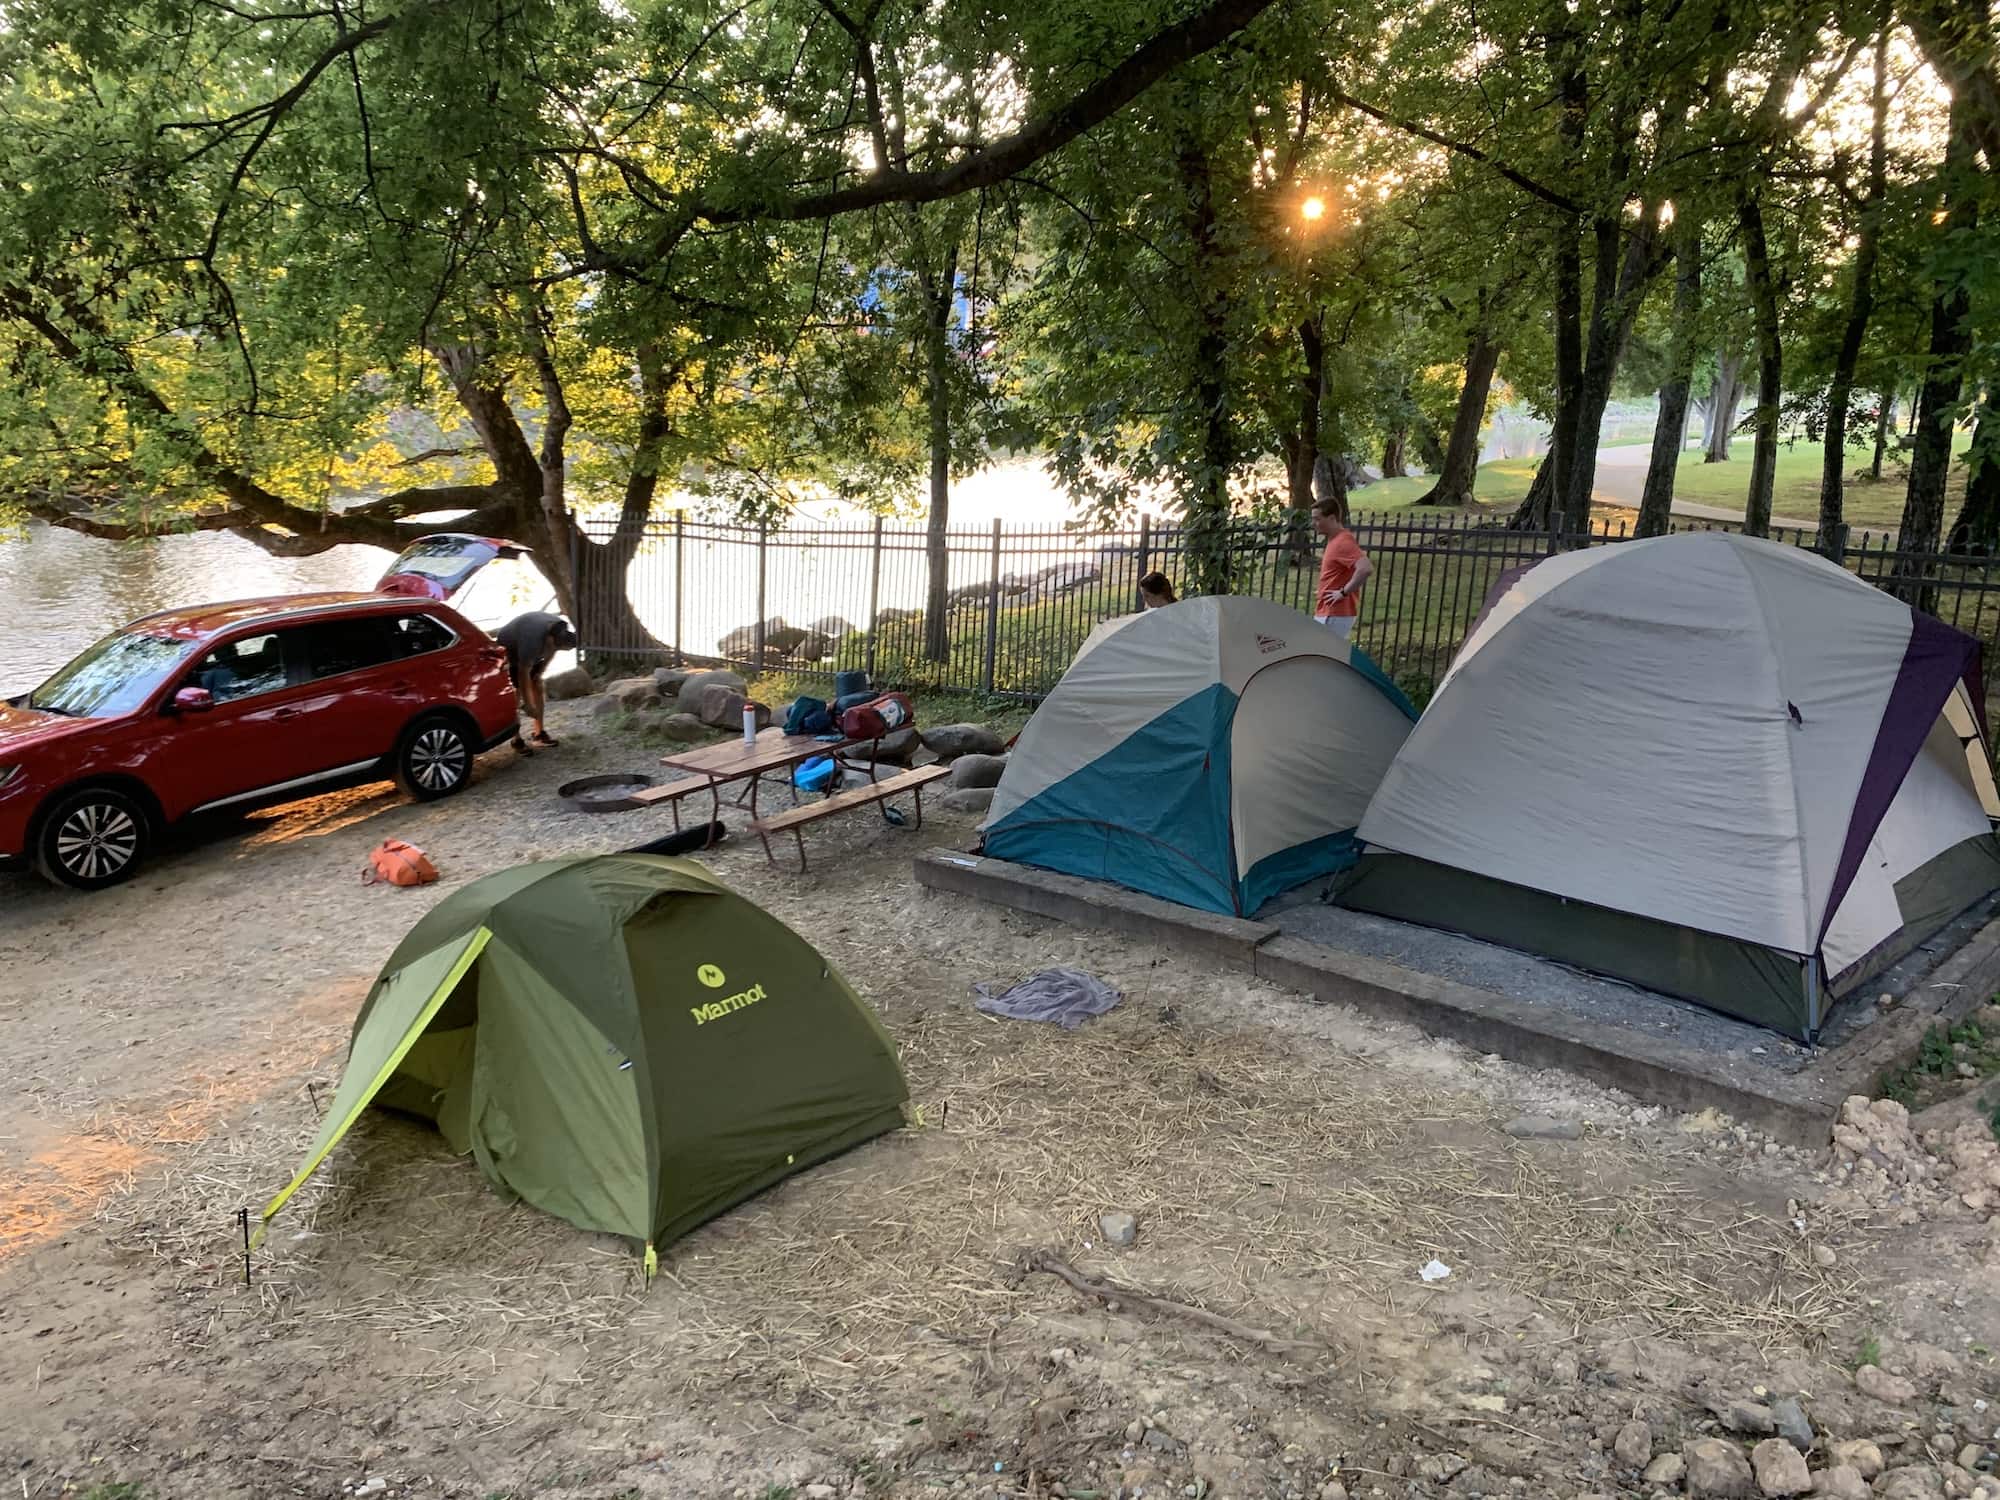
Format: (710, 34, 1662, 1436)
(1355, 457, 1539, 513)
(1664, 432, 1973, 530)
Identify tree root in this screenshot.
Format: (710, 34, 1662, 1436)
(1017, 1249, 1335, 1360)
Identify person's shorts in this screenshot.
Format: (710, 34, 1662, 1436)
(1314, 615, 1356, 639)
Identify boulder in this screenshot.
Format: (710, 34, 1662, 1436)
(654, 666, 697, 695)
(604, 676, 663, 709)
(694, 686, 771, 730)
(636, 709, 708, 744)
(1874, 1468, 1945, 1500)
(1751, 1438, 1811, 1496)
(940, 787, 995, 816)
(1809, 1467, 1869, 1500)
(544, 666, 596, 701)
(949, 753, 1008, 790)
(873, 726, 920, 765)
(1853, 1365, 1918, 1405)
(676, 669, 748, 707)
(921, 723, 1005, 759)
(1683, 1438, 1756, 1498)
(718, 617, 789, 659)
(1771, 1397, 1814, 1453)
(1644, 1455, 1687, 1486)
(1826, 1442, 1882, 1480)
(1503, 1115, 1583, 1141)
(592, 694, 628, 719)
(808, 614, 854, 639)
(876, 606, 918, 625)
(790, 632, 836, 662)
(1613, 1420, 1653, 1469)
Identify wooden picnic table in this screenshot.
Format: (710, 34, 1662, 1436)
(637, 727, 882, 839)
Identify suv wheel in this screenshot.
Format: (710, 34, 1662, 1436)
(35, 786, 151, 890)
(397, 715, 475, 801)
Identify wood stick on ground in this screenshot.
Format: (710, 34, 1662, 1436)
(1019, 1249, 1335, 1360)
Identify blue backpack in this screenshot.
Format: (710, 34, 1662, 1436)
(783, 695, 835, 736)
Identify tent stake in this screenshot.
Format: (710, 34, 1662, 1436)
(238, 1207, 252, 1287)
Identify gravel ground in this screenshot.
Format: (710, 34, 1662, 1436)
(2, 692, 1997, 1500)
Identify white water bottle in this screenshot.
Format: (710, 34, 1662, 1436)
(742, 704, 757, 745)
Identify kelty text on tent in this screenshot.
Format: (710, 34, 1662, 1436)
(691, 982, 767, 1025)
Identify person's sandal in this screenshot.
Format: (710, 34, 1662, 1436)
(512, 734, 535, 756)
(531, 730, 559, 747)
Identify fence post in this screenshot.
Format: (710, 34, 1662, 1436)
(568, 523, 583, 654)
(1136, 513, 1152, 609)
(672, 511, 685, 664)
(982, 517, 1002, 695)
(1825, 520, 1849, 565)
(755, 519, 769, 669)
(865, 515, 884, 683)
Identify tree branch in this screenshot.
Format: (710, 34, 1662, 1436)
(1324, 86, 1584, 213)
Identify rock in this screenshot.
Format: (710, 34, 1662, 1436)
(1752, 1438, 1812, 1496)
(604, 675, 663, 709)
(718, 617, 789, 659)
(544, 666, 595, 701)
(1772, 1397, 1815, 1452)
(949, 753, 1008, 790)
(921, 722, 1005, 759)
(676, 669, 748, 706)
(1614, 1420, 1654, 1468)
(1125, 1419, 1145, 1445)
(1812, 1245, 1839, 1269)
(808, 614, 854, 639)
(1502, 1115, 1582, 1141)
(654, 666, 696, 695)
(693, 685, 771, 730)
(1645, 1455, 1688, 1486)
(1957, 1446, 1986, 1473)
(1416, 1455, 1468, 1484)
(1945, 1465, 1977, 1499)
(1726, 1402, 1780, 1436)
(1855, 1365, 1919, 1404)
(1684, 1438, 1756, 1498)
(804, 1487, 838, 1500)
(1875, 1467, 1946, 1500)
(873, 726, 920, 765)
(1141, 1427, 1182, 1456)
(1319, 1484, 1349, 1500)
(1811, 1466, 1870, 1500)
(1828, 1441, 1883, 1480)
(642, 711, 707, 743)
(592, 694, 628, 719)
(1098, 1211, 1137, 1247)
(790, 632, 835, 662)
(940, 787, 996, 816)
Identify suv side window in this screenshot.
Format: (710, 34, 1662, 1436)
(390, 613, 457, 657)
(298, 619, 401, 680)
(188, 632, 288, 703)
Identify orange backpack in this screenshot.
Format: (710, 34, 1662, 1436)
(363, 838, 439, 887)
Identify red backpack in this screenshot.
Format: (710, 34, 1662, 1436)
(838, 691, 915, 740)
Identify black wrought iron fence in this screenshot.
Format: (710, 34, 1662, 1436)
(573, 509, 2000, 711)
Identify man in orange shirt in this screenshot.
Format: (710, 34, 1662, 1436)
(1313, 498, 1372, 638)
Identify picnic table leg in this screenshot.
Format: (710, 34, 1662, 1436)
(792, 828, 809, 873)
(911, 784, 927, 832)
(755, 819, 778, 866)
(706, 776, 722, 844)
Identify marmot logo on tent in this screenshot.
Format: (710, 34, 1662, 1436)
(1255, 633, 1285, 654)
(691, 983, 767, 1026)
(696, 963, 727, 988)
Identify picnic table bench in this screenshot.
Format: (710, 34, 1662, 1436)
(751, 764, 950, 870)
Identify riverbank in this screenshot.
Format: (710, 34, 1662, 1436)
(2, 694, 1998, 1500)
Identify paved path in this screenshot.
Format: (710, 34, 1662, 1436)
(1589, 443, 1895, 539)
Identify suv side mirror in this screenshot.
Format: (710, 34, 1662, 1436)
(168, 685, 214, 714)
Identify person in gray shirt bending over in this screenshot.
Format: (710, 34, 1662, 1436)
(493, 611, 577, 753)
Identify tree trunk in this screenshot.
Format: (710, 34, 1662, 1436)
(1179, 137, 1235, 594)
(1284, 315, 1326, 562)
(1508, 455, 1558, 530)
(1415, 412, 1447, 474)
(1870, 392, 1895, 480)
(1638, 219, 1702, 537)
(1380, 429, 1408, 478)
(1547, 227, 1584, 529)
(1738, 192, 1782, 539)
(1898, 92, 1979, 575)
(920, 243, 960, 663)
(1947, 403, 2000, 554)
(1703, 350, 1743, 462)
(1419, 328, 1499, 506)
(1819, 29, 1890, 557)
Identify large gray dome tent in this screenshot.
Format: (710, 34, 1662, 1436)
(1335, 532, 2000, 1041)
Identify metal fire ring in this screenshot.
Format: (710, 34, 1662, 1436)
(556, 772, 657, 814)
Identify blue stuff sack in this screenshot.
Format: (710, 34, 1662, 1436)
(784, 695, 834, 736)
(793, 756, 842, 794)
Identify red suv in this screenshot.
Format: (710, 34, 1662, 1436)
(1, 593, 519, 890)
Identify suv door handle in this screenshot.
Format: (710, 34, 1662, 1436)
(272, 706, 303, 721)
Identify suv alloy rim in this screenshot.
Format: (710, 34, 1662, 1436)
(55, 801, 139, 880)
(410, 727, 468, 791)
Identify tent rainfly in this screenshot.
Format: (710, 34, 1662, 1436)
(259, 855, 908, 1271)
(1336, 532, 2000, 1041)
(980, 595, 1419, 916)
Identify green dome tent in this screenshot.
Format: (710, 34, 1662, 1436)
(259, 855, 908, 1271)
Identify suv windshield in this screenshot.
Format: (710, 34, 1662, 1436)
(30, 630, 196, 718)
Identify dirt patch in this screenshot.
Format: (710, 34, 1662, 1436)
(4, 696, 1998, 1500)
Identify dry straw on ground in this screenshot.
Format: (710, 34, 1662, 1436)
(92, 988, 1847, 1412)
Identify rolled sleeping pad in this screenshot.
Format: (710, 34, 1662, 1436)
(833, 669, 870, 698)
(622, 822, 727, 856)
(832, 689, 877, 714)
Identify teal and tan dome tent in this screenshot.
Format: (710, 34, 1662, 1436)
(258, 855, 908, 1271)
